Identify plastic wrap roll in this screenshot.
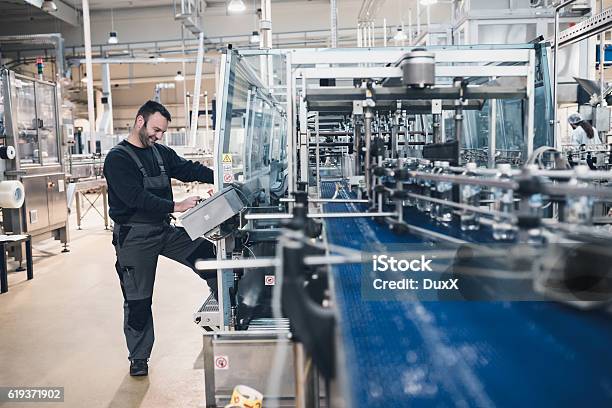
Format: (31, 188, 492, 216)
(0, 180, 25, 208)
(0, 146, 16, 160)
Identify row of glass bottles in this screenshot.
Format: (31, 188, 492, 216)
(398, 160, 595, 240)
(402, 159, 453, 224)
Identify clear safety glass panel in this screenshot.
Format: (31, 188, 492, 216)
(0, 76, 4, 136)
(246, 94, 263, 176)
(220, 51, 288, 186)
(461, 99, 525, 166)
(36, 83, 59, 164)
(222, 60, 249, 181)
(241, 53, 287, 103)
(496, 99, 524, 162)
(262, 102, 272, 166)
(13, 78, 39, 165)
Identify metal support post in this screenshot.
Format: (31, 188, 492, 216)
(364, 107, 373, 195)
(553, 0, 577, 148)
(489, 99, 497, 168)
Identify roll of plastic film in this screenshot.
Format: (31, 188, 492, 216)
(225, 385, 263, 408)
(0, 180, 25, 208)
(0, 145, 16, 160)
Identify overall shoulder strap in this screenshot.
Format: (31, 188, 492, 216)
(112, 143, 148, 177)
(151, 144, 167, 175)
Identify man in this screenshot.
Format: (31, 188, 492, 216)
(104, 100, 216, 377)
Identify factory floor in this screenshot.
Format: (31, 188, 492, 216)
(0, 186, 213, 408)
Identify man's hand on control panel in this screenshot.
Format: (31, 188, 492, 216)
(174, 196, 201, 213)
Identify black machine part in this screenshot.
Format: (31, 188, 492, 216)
(281, 235, 335, 380)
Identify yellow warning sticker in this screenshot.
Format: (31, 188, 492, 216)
(222, 153, 233, 164)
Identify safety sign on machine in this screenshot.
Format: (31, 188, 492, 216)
(214, 355, 229, 370)
(264, 275, 275, 286)
(222, 153, 233, 184)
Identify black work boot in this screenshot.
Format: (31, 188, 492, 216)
(130, 359, 149, 376)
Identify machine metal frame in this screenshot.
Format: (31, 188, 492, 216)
(0, 69, 68, 251)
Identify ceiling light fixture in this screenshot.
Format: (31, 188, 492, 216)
(175, 71, 185, 81)
(41, 0, 58, 12)
(108, 8, 118, 44)
(250, 30, 260, 44)
(393, 26, 408, 42)
(228, 0, 246, 13)
(108, 31, 118, 44)
(420, 0, 438, 5)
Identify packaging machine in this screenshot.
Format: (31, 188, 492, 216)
(0, 69, 69, 254)
(191, 45, 612, 407)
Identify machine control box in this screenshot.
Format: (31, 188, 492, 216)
(179, 186, 246, 240)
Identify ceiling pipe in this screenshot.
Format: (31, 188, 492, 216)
(331, 0, 338, 47)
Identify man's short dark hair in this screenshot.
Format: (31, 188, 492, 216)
(135, 100, 172, 123)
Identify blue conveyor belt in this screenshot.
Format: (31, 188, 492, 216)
(321, 181, 612, 407)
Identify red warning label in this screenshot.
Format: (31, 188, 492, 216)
(214, 355, 229, 370)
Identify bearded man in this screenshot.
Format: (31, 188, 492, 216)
(103, 100, 216, 376)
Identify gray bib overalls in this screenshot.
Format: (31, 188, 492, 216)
(110, 142, 216, 361)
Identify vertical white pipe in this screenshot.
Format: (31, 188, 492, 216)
(371, 21, 375, 47)
(204, 91, 210, 132)
(259, 0, 273, 87)
(331, 0, 338, 48)
(417, 2, 421, 37)
(383, 18, 387, 47)
(553, 0, 577, 148)
(82, 0, 95, 154)
(599, 0, 606, 105)
(408, 9, 413, 45)
(190, 32, 204, 147)
(426, 5, 431, 45)
(101, 63, 113, 135)
(181, 27, 189, 131)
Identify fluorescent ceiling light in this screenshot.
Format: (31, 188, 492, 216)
(393, 27, 408, 42)
(228, 0, 246, 13)
(108, 31, 118, 44)
(174, 71, 185, 81)
(420, 0, 438, 5)
(250, 31, 260, 44)
(41, 0, 58, 12)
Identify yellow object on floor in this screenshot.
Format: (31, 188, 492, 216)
(225, 384, 263, 408)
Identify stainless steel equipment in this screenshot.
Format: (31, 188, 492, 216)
(179, 186, 246, 240)
(0, 69, 68, 251)
(400, 49, 436, 88)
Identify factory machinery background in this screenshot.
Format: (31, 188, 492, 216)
(188, 26, 612, 408)
(1, 0, 612, 407)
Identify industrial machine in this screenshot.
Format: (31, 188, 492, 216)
(189, 41, 612, 407)
(0, 69, 68, 253)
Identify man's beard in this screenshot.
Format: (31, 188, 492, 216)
(138, 125, 155, 148)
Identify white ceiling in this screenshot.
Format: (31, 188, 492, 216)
(63, 0, 318, 11)
(84, 0, 173, 10)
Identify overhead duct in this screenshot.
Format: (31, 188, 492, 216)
(0, 33, 65, 78)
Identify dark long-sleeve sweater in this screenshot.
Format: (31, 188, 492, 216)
(103, 140, 214, 224)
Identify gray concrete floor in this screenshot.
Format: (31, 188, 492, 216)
(0, 187, 212, 407)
